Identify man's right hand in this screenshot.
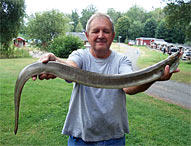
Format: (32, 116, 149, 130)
(32, 53, 57, 81)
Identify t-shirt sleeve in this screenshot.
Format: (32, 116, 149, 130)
(119, 56, 133, 74)
(67, 49, 84, 68)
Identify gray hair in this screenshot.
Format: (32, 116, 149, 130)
(86, 12, 114, 34)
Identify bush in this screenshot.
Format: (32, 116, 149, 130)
(0, 45, 30, 59)
(48, 35, 84, 58)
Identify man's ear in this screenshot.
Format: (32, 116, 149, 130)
(112, 32, 115, 41)
(85, 32, 89, 38)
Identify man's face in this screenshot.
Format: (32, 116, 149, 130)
(86, 17, 115, 53)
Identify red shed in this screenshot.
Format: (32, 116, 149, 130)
(136, 37, 155, 46)
(13, 37, 26, 47)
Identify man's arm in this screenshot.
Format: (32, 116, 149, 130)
(123, 65, 180, 95)
(32, 53, 78, 81)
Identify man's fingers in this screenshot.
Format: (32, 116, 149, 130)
(46, 74, 57, 80)
(164, 65, 170, 76)
(172, 68, 180, 73)
(39, 56, 49, 63)
(159, 65, 171, 81)
(39, 53, 56, 63)
(32, 75, 37, 81)
(32, 53, 57, 81)
(38, 74, 56, 80)
(39, 74, 47, 80)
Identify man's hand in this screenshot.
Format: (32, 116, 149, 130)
(158, 65, 180, 81)
(32, 53, 57, 81)
(123, 65, 180, 95)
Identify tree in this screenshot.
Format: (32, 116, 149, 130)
(76, 22, 83, 32)
(155, 20, 185, 43)
(148, 8, 165, 23)
(125, 5, 149, 40)
(107, 8, 122, 25)
(185, 22, 191, 43)
(125, 5, 147, 23)
(27, 10, 70, 48)
(115, 16, 130, 42)
(80, 5, 97, 30)
(163, 0, 191, 43)
(143, 17, 157, 38)
(128, 21, 143, 40)
(0, 0, 25, 52)
(71, 9, 80, 32)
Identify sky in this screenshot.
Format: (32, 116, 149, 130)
(25, 0, 167, 15)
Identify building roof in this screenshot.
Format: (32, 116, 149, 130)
(13, 36, 26, 41)
(136, 37, 156, 40)
(66, 32, 88, 42)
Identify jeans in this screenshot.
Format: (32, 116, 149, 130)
(68, 136, 125, 146)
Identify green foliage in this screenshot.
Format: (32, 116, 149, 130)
(164, 0, 191, 42)
(27, 10, 70, 48)
(185, 22, 191, 42)
(148, 8, 165, 23)
(164, 0, 191, 27)
(80, 5, 97, 30)
(0, 0, 25, 56)
(124, 6, 148, 40)
(107, 8, 122, 25)
(115, 16, 130, 42)
(124, 6, 165, 40)
(71, 9, 80, 32)
(155, 20, 170, 40)
(128, 20, 143, 40)
(48, 35, 84, 58)
(125, 5, 147, 23)
(143, 17, 157, 38)
(155, 20, 185, 43)
(0, 46, 30, 59)
(76, 22, 83, 32)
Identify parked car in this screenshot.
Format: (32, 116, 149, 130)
(182, 52, 187, 60)
(128, 40, 135, 46)
(186, 51, 191, 60)
(182, 50, 191, 61)
(169, 47, 179, 55)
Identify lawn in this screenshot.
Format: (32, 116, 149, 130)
(0, 58, 190, 146)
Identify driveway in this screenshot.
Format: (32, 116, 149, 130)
(120, 43, 191, 109)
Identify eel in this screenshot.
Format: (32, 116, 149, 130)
(14, 51, 181, 134)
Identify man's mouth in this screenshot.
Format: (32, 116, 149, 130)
(95, 39, 107, 43)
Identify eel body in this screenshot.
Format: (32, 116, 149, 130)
(14, 51, 181, 134)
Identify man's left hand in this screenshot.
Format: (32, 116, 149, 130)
(158, 65, 180, 81)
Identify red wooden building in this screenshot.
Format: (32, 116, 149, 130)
(136, 37, 155, 46)
(13, 37, 26, 47)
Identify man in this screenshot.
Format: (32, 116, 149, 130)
(33, 13, 179, 145)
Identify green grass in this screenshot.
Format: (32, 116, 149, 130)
(0, 58, 191, 146)
(126, 93, 191, 146)
(136, 46, 191, 84)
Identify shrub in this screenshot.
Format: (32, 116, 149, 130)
(48, 35, 84, 58)
(0, 44, 30, 58)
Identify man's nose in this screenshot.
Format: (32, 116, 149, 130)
(98, 31, 104, 38)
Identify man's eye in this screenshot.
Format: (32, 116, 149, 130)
(92, 30, 98, 33)
(104, 30, 110, 33)
(104, 31, 110, 34)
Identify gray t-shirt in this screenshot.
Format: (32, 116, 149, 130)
(62, 48, 133, 142)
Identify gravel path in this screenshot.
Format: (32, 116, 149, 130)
(29, 50, 47, 58)
(120, 43, 191, 109)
